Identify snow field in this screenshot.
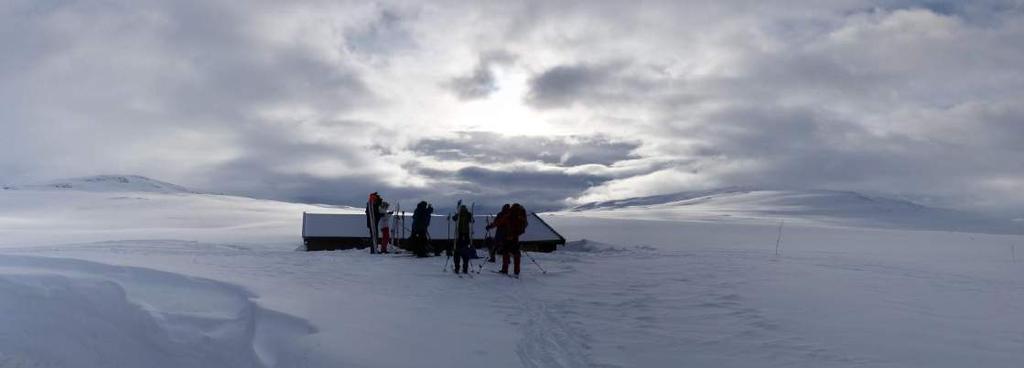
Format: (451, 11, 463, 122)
(0, 188, 1022, 367)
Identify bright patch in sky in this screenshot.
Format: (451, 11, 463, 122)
(451, 70, 551, 136)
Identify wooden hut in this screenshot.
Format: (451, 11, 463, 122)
(302, 212, 565, 252)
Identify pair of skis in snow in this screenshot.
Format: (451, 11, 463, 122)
(368, 197, 378, 254)
(443, 200, 461, 272)
(389, 202, 404, 253)
(367, 196, 401, 254)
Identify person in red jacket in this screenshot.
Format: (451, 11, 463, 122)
(489, 203, 528, 276)
(379, 201, 392, 253)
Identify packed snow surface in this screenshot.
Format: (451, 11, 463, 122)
(0, 182, 1022, 367)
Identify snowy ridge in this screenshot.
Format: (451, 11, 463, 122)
(573, 187, 927, 213)
(572, 187, 755, 211)
(570, 188, 1021, 235)
(4, 175, 197, 194)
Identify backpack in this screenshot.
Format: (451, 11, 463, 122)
(412, 202, 432, 232)
(510, 204, 528, 236)
(455, 207, 473, 235)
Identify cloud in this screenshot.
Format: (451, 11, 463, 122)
(447, 63, 498, 100)
(445, 50, 517, 100)
(410, 131, 639, 166)
(525, 64, 609, 108)
(2, 0, 1023, 214)
(344, 7, 418, 61)
(520, 4, 1024, 211)
(433, 165, 614, 211)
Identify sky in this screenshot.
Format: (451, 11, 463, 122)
(2, 0, 1023, 213)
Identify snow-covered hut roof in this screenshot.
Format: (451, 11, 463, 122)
(302, 212, 565, 244)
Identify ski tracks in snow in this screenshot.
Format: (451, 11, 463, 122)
(529, 245, 881, 367)
(512, 286, 594, 368)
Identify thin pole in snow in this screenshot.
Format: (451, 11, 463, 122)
(1015, 222, 1021, 263)
(523, 250, 547, 274)
(443, 213, 451, 272)
(775, 219, 785, 256)
(1017, 222, 1022, 263)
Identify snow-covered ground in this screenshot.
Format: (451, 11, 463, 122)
(0, 178, 1022, 367)
(570, 188, 1021, 235)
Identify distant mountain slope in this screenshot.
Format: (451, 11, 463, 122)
(570, 188, 1020, 235)
(4, 175, 196, 194)
(0, 181, 360, 247)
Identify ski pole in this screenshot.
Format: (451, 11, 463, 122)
(468, 204, 472, 251)
(425, 230, 434, 255)
(443, 247, 451, 271)
(523, 250, 547, 274)
(453, 200, 461, 255)
(450, 200, 461, 272)
(443, 214, 451, 272)
(368, 199, 378, 254)
(477, 215, 492, 274)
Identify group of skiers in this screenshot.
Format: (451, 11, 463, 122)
(365, 192, 529, 276)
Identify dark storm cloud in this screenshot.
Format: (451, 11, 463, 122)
(410, 132, 639, 166)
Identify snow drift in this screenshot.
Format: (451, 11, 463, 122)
(0, 255, 315, 367)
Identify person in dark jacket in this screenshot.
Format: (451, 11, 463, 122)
(486, 204, 511, 263)
(365, 192, 383, 254)
(410, 201, 433, 257)
(497, 203, 528, 276)
(450, 204, 474, 274)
